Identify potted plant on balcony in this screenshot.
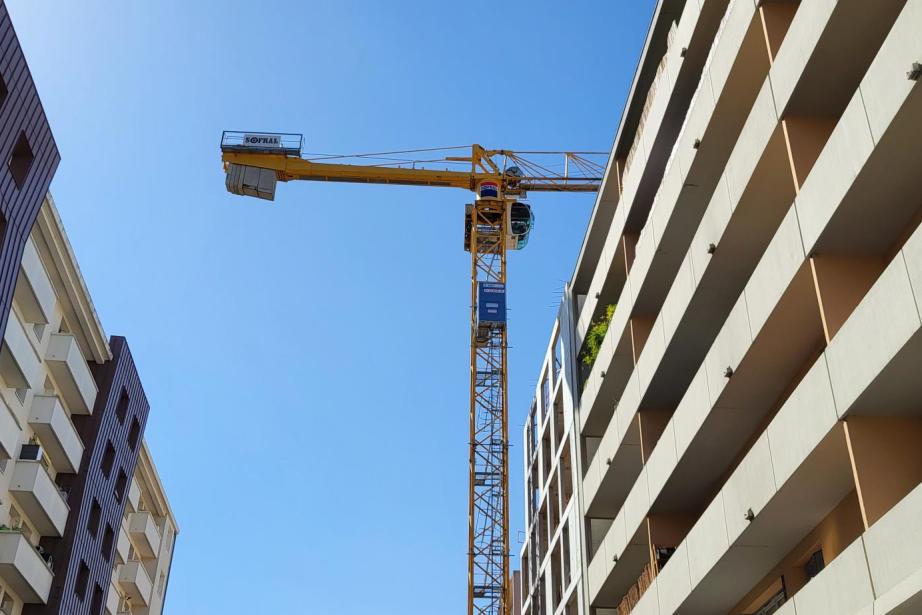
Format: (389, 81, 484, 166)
(579, 304, 616, 386)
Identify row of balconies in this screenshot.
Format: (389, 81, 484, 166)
(0, 325, 97, 414)
(578, 0, 781, 440)
(0, 516, 159, 611)
(113, 510, 162, 612)
(584, 0, 922, 612)
(107, 476, 162, 613)
(0, 394, 83, 475)
(1, 236, 98, 413)
(573, 0, 737, 355)
(592, 229, 922, 610)
(0, 240, 101, 608)
(523, 3, 744, 609)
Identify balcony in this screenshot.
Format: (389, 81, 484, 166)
(0, 531, 52, 603)
(28, 395, 83, 473)
(127, 479, 141, 513)
(0, 313, 37, 389)
(127, 512, 161, 559)
(44, 333, 97, 414)
(9, 461, 69, 536)
(13, 241, 54, 327)
(115, 526, 130, 565)
(117, 561, 152, 606)
(0, 398, 20, 461)
(105, 582, 119, 615)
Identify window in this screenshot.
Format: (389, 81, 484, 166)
(128, 416, 141, 450)
(101, 441, 115, 479)
(116, 389, 129, 424)
(8, 132, 34, 189)
(115, 468, 128, 503)
(0, 73, 7, 109)
(90, 584, 103, 613)
(102, 524, 114, 559)
(75, 560, 89, 601)
(87, 499, 101, 539)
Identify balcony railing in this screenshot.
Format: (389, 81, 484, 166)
(617, 561, 656, 614)
(616, 546, 675, 614)
(754, 587, 788, 615)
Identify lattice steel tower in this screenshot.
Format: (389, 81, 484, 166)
(467, 197, 511, 615)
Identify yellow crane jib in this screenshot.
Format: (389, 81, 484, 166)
(218, 130, 604, 615)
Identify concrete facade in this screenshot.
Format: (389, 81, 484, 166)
(0, 193, 179, 615)
(520, 1, 922, 614)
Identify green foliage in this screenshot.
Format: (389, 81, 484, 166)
(581, 304, 616, 367)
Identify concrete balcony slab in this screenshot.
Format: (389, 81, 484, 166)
(28, 395, 82, 474)
(127, 512, 161, 559)
(44, 333, 96, 415)
(115, 526, 130, 565)
(0, 314, 37, 390)
(13, 241, 53, 327)
(0, 398, 21, 461)
(0, 531, 52, 604)
(9, 460, 68, 537)
(117, 561, 152, 606)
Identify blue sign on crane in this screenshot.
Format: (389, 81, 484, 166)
(477, 282, 507, 327)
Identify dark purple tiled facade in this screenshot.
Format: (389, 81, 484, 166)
(0, 0, 60, 341)
(29, 337, 149, 615)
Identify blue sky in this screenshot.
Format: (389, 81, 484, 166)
(7, 2, 654, 612)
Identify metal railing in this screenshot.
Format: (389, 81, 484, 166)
(220, 131, 303, 155)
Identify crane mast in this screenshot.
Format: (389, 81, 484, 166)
(468, 196, 510, 615)
(219, 132, 602, 615)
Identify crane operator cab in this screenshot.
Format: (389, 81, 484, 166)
(463, 200, 534, 252)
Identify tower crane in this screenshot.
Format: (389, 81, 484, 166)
(219, 131, 604, 615)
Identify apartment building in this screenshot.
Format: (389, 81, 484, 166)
(0, 192, 179, 615)
(520, 1, 922, 614)
(0, 5, 178, 614)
